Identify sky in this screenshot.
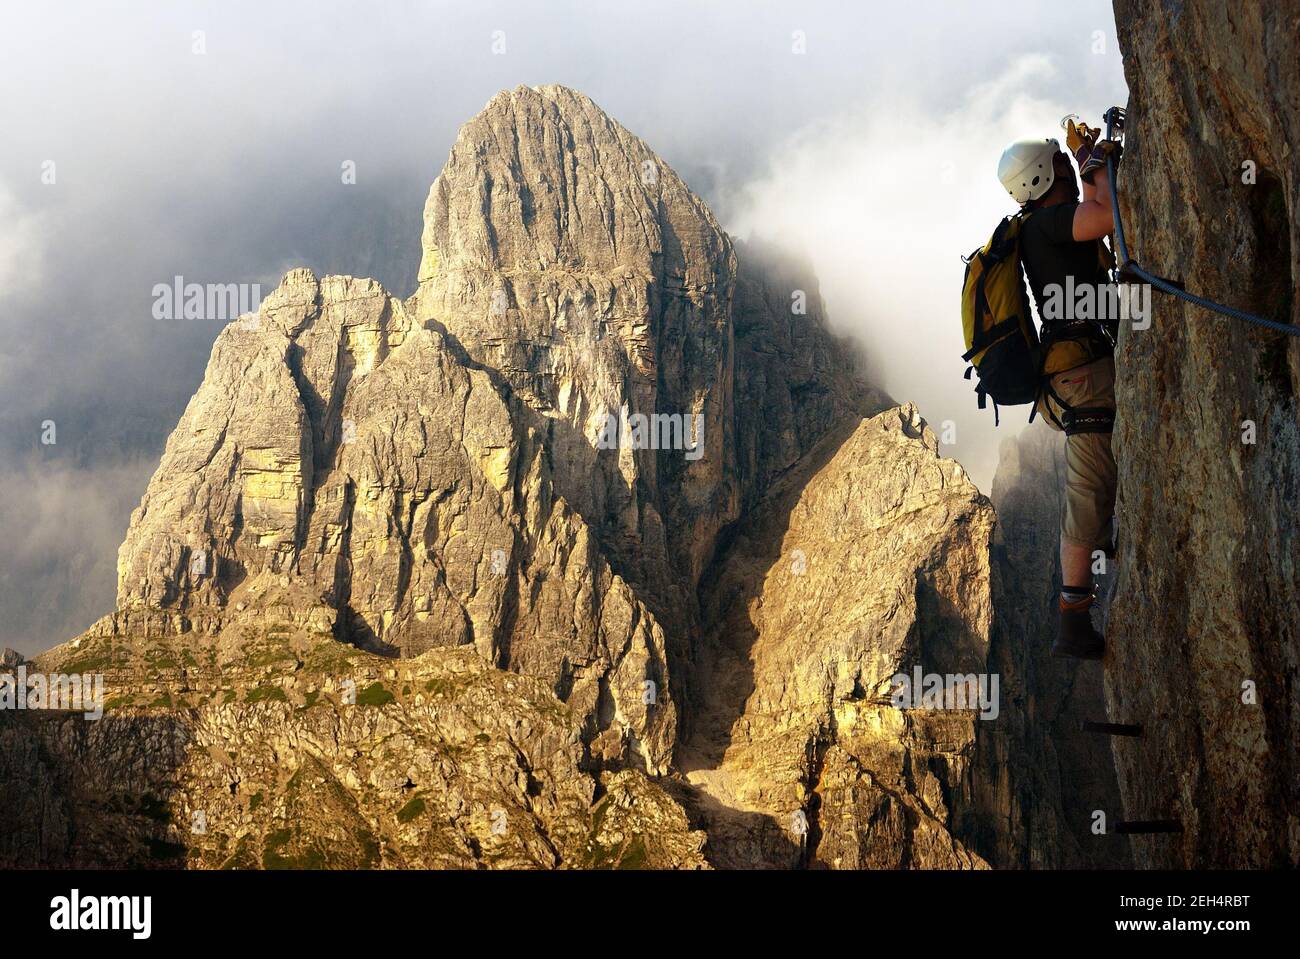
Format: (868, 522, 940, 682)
(0, 0, 1129, 654)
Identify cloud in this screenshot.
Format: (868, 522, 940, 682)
(0, 182, 46, 295)
(0, 455, 155, 657)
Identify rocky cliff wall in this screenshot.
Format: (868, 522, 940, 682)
(685, 406, 995, 869)
(1, 638, 705, 869)
(1108, 0, 1299, 866)
(113, 268, 677, 773)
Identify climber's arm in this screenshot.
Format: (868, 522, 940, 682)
(1081, 170, 1098, 203)
(1072, 165, 1114, 241)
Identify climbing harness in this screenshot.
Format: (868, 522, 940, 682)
(1038, 372, 1117, 436)
(1102, 106, 1299, 338)
(1059, 406, 1115, 436)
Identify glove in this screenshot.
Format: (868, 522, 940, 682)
(1065, 118, 1102, 168)
(1079, 139, 1123, 183)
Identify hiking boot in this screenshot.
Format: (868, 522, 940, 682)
(1053, 597, 1104, 660)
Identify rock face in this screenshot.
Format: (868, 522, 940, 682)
(685, 407, 995, 869)
(111, 86, 881, 783)
(6, 86, 1040, 870)
(114, 268, 675, 773)
(407, 86, 878, 674)
(1107, 1, 1300, 867)
(1, 632, 705, 869)
(731, 238, 882, 511)
(963, 423, 1130, 868)
(412, 85, 737, 610)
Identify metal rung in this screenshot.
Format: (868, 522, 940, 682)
(1080, 720, 1143, 737)
(1117, 819, 1183, 834)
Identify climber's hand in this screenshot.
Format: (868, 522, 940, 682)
(1065, 119, 1101, 166)
(1080, 139, 1123, 184)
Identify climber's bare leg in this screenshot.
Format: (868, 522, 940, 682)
(1061, 540, 1092, 590)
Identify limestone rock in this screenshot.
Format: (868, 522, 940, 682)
(2, 637, 703, 869)
(109, 87, 882, 781)
(112, 267, 674, 772)
(731, 237, 890, 510)
(1108, 0, 1300, 867)
(412, 84, 739, 602)
(683, 405, 995, 869)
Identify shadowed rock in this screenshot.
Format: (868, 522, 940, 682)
(1107, 0, 1300, 868)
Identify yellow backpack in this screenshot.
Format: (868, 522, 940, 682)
(962, 212, 1118, 423)
(961, 211, 1041, 423)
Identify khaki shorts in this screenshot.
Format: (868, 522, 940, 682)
(1036, 355, 1118, 549)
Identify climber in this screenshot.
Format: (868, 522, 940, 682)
(996, 121, 1122, 660)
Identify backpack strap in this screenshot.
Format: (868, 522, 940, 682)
(1040, 378, 1068, 431)
(965, 366, 1001, 426)
(961, 316, 1026, 362)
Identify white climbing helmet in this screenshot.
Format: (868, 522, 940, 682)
(997, 138, 1060, 205)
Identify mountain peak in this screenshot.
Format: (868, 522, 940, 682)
(418, 83, 722, 283)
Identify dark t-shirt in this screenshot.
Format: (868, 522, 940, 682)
(1020, 201, 1114, 371)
